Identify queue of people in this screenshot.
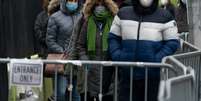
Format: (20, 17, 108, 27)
(34, 0, 185, 101)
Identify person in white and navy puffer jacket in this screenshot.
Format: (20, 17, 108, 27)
(108, 0, 180, 101)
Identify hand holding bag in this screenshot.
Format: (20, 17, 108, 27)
(45, 53, 68, 75)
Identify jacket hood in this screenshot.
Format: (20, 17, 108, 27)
(132, 0, 159, 15)
(48, 0, 60, 15)
(179, 0, 187, 8)
(83, 0, 118, 19)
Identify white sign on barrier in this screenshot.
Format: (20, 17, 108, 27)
(9, 59, 43, 87)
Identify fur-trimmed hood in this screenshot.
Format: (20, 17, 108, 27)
(83, 0, 119, 19)
(48, 0, 60, 16)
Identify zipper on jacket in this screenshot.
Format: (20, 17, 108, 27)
(135, 16, 143, 61)
(98, 23, 103, 60)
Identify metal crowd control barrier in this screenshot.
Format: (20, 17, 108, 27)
(0, 58, 182, 101)
(167, 51, 201, 101)
(158, 39, 198, 80)
(0, 40, 199, 101)
(170, 39, 201, 101)
(158, 54, 197, 101)
(158, 39, 201, 101)
(161, 38, 201, 101)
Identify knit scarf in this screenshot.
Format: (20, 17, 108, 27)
(87, 14, 113, 55)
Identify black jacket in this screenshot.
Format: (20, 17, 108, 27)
(161, 3, 176, 17)
(34, 10, 49, 58)
(175, 4, 188, 33)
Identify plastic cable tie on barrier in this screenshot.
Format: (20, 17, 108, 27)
(136, 62, 144, 67)
(98, 93, 102, 101)
(101, 61, 113, 66)
(71, 61, 82, 66)
(68, 84, 73, 91)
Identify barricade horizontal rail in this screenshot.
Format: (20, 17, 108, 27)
(176, 39, 200, 54)
(0, 58, 178, 74)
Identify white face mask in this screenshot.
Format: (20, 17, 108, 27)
(139, 0, 154, 7)
(161, 0, 168, 5)
(181, 0, 187, 5)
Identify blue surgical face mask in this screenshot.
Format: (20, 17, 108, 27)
(66, 2, 78, 12)
(94, 5, 107, 15)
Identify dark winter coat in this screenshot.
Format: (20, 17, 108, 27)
(77, 0, 118, 96)
(46, 0, 83, 74)
(34, 10, 49, 58)
(77, 19, 112, 96)
(161, 3, 176, 17)
(46, 0, 82, 55)
(109, 6, 180, 79)
(175, 4, 188, 33)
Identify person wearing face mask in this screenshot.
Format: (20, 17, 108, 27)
(46, 0, 83, 101)
(77, 0, 118, 101)
(108, 0, 180, 101)
(175, 0, 188, 33)
(160, 0, 176, 17)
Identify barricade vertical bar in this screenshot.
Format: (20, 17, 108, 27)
(114, 66, 118, 101)
(184, 32, 188, 42)
(199, 63, 201, 101)
(192, 57, 195, 68)
(166, 69, 169, 79)
(54, 65, 58, 101)
(195, 57, 199, 95)
(198, 57, 201, 101)
(144, 68, 148, 101)
(130, 67, 133, 101)
(84, 65, 88, 101)
(69, 65, 73, 101)
(99, 65, 103, 101)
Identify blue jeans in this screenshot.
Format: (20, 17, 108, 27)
(54, 75, 80, 101)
